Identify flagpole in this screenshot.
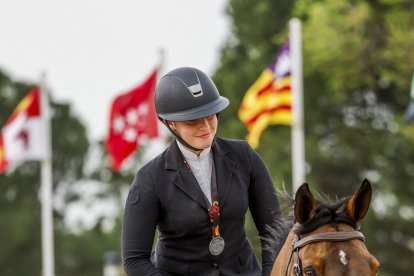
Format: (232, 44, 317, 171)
(40, 73, 55, 276)
(157, 48, 169, 139)
(404, 73, 414, 124)
(289, 18, 306, 192)
(158, 48, 166, 72)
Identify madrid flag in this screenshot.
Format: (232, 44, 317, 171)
(0, 87, 47, 173)
(105, 68, 159, 171)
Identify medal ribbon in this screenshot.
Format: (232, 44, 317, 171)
(206, 162, 221, 238)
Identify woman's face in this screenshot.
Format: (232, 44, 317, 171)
(169, 115, 217, 151)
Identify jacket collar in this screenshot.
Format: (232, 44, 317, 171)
(165, 140, 183, 170)
(211, 138, 235, 209)
(165, 139, 235, 210)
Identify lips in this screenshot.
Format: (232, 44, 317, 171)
(197, 133, 211, 138)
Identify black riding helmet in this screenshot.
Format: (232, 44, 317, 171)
(155, 67, 230, 150)
(155, 67, 229, 121)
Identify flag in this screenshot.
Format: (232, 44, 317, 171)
(0, 87, 47, 173)
(105, 68, 159, 171)
(404, 73, 414, 124)
(238, 41, 292, 148)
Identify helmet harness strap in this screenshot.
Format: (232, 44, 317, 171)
(161, 118, 203, 152)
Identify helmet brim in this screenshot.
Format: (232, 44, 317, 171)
(158, 96, 229, 121)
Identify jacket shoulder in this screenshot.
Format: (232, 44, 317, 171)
(215, 137, 252, 153)
(136, 148, 168, 176)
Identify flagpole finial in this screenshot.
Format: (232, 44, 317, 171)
(289, 17, 301, 26)
(158, 48, 166, 68)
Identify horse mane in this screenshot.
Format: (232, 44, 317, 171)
(261, 212, 294, 263)
(261, 189, 294, 262)
(263, 190, 360, 262)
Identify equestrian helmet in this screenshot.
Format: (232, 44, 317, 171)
(155, 67, 229, 121)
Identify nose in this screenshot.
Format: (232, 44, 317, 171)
(199, 118, 210, 130)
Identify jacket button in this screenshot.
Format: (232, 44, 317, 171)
(213, 263, 219, 269)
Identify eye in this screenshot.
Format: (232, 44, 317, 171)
(184, 119, 199, 126)
(304, 267, 318, 276)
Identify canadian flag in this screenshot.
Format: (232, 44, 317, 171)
(0, 87, 47, 173)
(105, 68, 159, 171)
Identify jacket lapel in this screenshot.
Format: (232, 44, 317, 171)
(212, 139, 235, 209)
(165, 141, 208, 210)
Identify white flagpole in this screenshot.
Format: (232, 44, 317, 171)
(40, 73, 55, 276)
(158, 48, 166, 72)
(289, 18, 306, 192)
(157, 48, 170, 139)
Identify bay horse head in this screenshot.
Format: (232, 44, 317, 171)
(271, 179, 380, 275)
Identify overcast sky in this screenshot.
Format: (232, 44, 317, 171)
(0, 0, 231, 141)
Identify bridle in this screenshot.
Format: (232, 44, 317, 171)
(284, 225, 366, 276)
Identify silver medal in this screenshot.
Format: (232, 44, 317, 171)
(209, 236, 225, 256)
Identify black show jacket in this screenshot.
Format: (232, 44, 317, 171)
(122, 138, 280, 276)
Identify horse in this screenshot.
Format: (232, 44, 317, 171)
(269, 179, 380, 276)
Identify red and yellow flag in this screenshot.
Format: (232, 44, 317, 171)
(238, 41, 292, 148)
(0, 87, 47, 173)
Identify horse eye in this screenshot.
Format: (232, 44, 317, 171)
(304, 267, 317, 276)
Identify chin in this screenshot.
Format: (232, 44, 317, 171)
(195, 140, 213, 149)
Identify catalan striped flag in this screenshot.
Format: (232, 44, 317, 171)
(238, 41, 292, 148)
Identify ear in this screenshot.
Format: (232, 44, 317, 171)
(345, 179, 372, 222)
(167, 121, 176, 130)
(294, 183, 317, 224)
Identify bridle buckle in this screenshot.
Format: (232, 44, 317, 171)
(293, 263, 301, 276)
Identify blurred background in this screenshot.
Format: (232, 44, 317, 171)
(1, 0, 414, 275)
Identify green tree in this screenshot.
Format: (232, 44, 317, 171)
(298, 1, 414, 274)
(214, 0, 297, 187)
(214, 0, 414, 274)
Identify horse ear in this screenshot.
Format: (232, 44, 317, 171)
(294, 183, 317, 224)
(345, 179, 372, 222)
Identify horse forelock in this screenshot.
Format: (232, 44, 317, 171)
(294, 196, 359, 235)
(263, 191, 359, 264)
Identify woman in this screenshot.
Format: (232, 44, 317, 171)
(122, 67, 281, 276)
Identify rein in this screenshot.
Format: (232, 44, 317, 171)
(284, 226, 365, 276)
